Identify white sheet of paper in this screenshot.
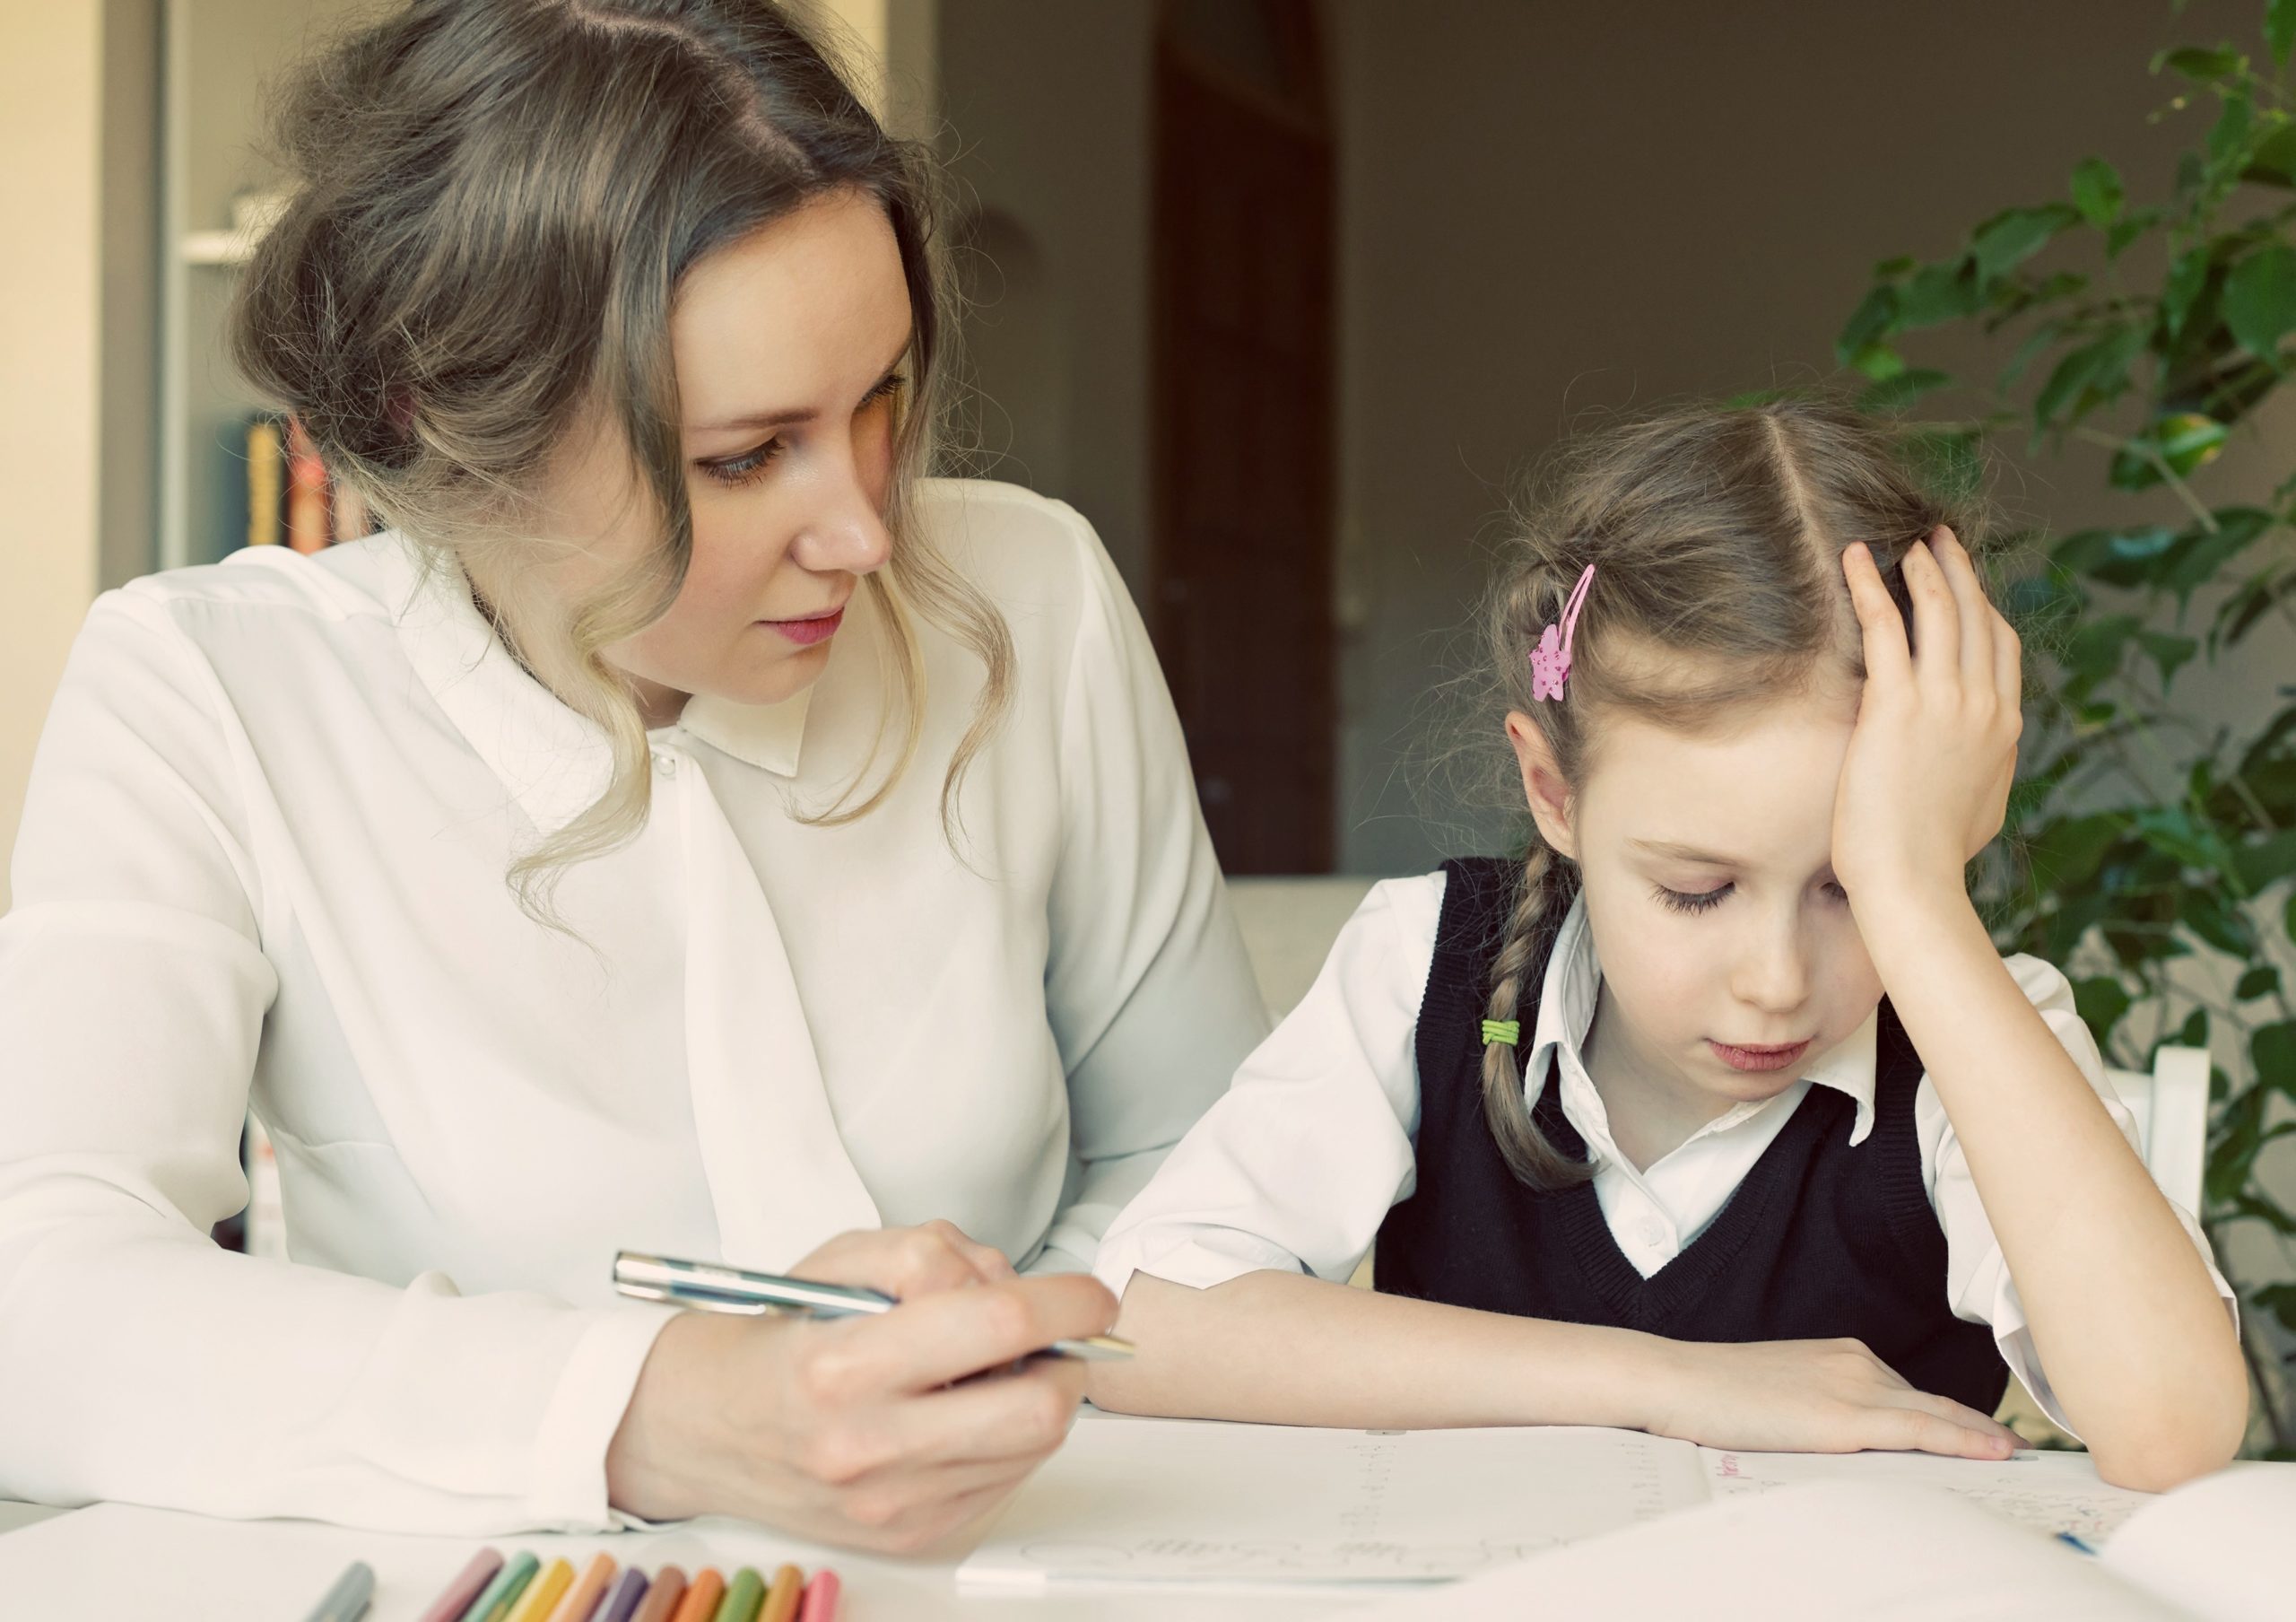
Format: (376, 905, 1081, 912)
(1342, 1480, 2187, 1622)
(959, 1419, 1709, 1593)
(1698, 1445, 2157, 1542)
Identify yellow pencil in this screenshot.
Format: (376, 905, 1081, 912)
(760, 1565, 804, 1622)
(546, 1552, 617, 1622)
(503, 1557, 576, 1622)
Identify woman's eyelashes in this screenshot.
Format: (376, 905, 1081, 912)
(695, 371, 907, 490)
(1650, 879, 1852, 916)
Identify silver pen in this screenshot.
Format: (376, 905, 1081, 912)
(612, 1249, 1135, 1360)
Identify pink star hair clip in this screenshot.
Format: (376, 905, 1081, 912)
(1529, 563, 1596, 701)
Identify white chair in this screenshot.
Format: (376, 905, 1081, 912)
(2105, 1045, 2210, 1217)
(1225, 876, 2212, 1215)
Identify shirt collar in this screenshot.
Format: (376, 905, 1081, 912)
(1519, 887, 1881, 1147)
(381, 533, 813, 836)
(679, 686, 812, 777)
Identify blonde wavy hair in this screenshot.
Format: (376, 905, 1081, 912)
(1465, 397, 2002, 1189)
(230, 0, 1011, 913)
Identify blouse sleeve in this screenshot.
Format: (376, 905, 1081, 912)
(1029, 523, 1274, 1275)
(0, 592, 672, 1532)
(1919, 953, 2238, 1436)
(1091, 873, 1444, 1298)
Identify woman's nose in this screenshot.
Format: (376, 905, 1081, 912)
(793, 483, 892, 576)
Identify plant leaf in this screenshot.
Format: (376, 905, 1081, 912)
(2161, 247, 2212, 340)
(1970, 205, 2078, 289)
(2272, 0, 2296, 66)
(2257, 1021, 2296, 1096)
(2153, 44, 2248, 82)
(2072, 157, 2126, 226)
(2237, 965, 2283, 1000)
(2221, 243, 2296, 365)
(1837, 285, 1898, 362)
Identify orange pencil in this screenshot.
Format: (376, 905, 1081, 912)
(666, 1566, 726, 1622)
(759, 1565, 803, 1622)
(547, 1552, 618, 1622)
(628, 1565, 688, 1622)
(504, 1558, 576, 1622)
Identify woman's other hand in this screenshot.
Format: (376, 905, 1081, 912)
(605, 1221, 1116, 1553)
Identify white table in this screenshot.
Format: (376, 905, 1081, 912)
(0, 1494, 1370, 1621)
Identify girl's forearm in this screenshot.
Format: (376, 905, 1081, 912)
(1857, 886, 2248, 1488)
(1085, 1269, 1672, 1430)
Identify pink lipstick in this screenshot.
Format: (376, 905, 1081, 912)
(764, 606, 843, 646)
(1708, 1038, 1812, 1074)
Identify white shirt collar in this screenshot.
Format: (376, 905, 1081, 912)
(1521, 887, 1883, 1151)
(378, 532, 812, 835)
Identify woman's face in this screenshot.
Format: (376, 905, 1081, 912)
(519, 187, 914, 724)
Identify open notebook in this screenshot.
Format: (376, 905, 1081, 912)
(1353, 1469, 2289, 1622)
(958, 1416, 2284, 1599)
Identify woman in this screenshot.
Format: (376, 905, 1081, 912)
(0, 0, 1266, 1550)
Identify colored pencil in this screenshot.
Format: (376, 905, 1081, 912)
(418, 1549, 505, 1622)
(465, 1552, 542, 1622)
(666, 1566, 725, 1622)
(795, 1571, 839, 1622)
(298, 1560, 375, 1622)
(546, 1552, 618, 1622)
(627, 1564, 686, 1622)
(504, 1557, 575, 1622)
(596, 1566, 651, 1622)
(712, 1567, 766, 1622)
(759, 1565, 802, 1622)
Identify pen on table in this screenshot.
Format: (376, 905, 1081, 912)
(2055, 1530, 2099, 1556)
(612, 1251, 1135, 1360)
(300, 1560, 375, 1622)
(795, 1570, 840, 1622)
(418, 1548, 505, 1622)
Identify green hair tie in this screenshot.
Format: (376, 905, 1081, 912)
(1481, 1018, 1521, 1048)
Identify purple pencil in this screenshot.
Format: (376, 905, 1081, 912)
(596, 1566, 652, 1622)
(416, 1548, 505, 1622)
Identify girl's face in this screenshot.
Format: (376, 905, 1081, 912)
(1510, 685, 1886, 1119)
(515, 188, 913, 726)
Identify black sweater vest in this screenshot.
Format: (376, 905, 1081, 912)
(1374, 857, 2009, 1414)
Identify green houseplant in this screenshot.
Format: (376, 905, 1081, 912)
(1833, 1, 2296, 1454)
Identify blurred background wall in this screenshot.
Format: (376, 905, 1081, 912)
(4, 0, 2283, 891)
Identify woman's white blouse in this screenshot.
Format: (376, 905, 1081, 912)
(0, 479, 1269, 1532)
(1095, 873, 2234, 1435)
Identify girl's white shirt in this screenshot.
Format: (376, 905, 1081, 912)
(0, 478, 1269, 1533)
(1094, 872, 2234, 1435)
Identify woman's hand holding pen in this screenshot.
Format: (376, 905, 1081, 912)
(604, 1220, 1118, 1553)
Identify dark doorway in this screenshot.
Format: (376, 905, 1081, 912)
(1150, 0, 1336, 874)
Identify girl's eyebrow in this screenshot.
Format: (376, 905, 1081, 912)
(1630, 838, 1741, 866)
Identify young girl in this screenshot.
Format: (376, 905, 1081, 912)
(1089, 400, 2246, 1492)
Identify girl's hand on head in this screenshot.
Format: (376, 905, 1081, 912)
(1645, 1336, 2020, 1461)
(1833, 528, 2022, 909)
